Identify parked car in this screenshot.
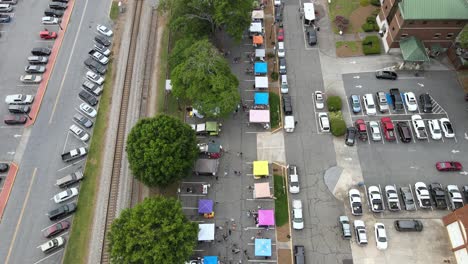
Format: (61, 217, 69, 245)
(69, 124, 90, 142)
(86, 70, 105, 85)
(20, 75, 42, 84)
(0, 14, 10, 23)
(354, 220, 368, 245)
(355, 119, 368, 141)
(279, 57, 286, 74)
(369, 121, 381, 141)
(348, 189, 363, 216)
(428, 119, 442, 140)
(385, 185, 401, 211)
(8, 105, 30, 114)
(79, 90, 98, 106)
(95, 35, 111, 47)
(429, 183, 448, 210)
(25, 65, 46, 73)
(88, 49, 109, 65)
(374, 223, 388, 250)
(400, 186, 416, 211)
(28, 56, 48, 65)
(462, 186, 468, 202)
(345, 127, 356, 146)
(48, 202, 77, 220)
(31, 47, 51, 56)
(436, 161, 462, 171)
(292, 199, 304, 230)
(318, 112, 330, 132)
(411, 114, 427, 140)
(288, 165, 300, 194)
(5, 94, 34, 105)
(0, 3, 13, 12)
(375, 70, 397, 80)
(294, 245, 305, 264)
(419, 93, 433, 113)
(404, 92, 418, 111)
(381, 117, 396, 141)
(56, 170, 84, 188)
(314, 91, 324, 109)
(339, 216, 352, 239)
(44, 8, 64, 17)
(79, 103, 97, 118)
(363, 94, 376, 115)
(389, 88, 403, 111)
(0, 163, 9, 173)
(93, 43, 111, 56)
(42, 16, 59, 25)
(349, 94, 360, 113)
(375, 91, 389, 113)
(306, 28, 317, 46)
(277, 41, 285, 58)
(440, 118, 455, 138)
(43, 221, 70, 238)
(415, 182, 431, 208)
(53, 188, 79, 203)
(282, 95, 292, 115)
(277, 28, 284, 41)
(39, 30, 57, 40)
(97, 24, 113, 37)
(396, 122, 412, 143)
(394, 220, 423, 232)
(40, 236, 65, 253)
(49, 2, 67, 10)
(368, 186, 384, 212)
(84, 58, 106, 75)
(447, 185, 464, 210)
(82, 80, 103, 96)
(4, 115, 27, 125)
(73, 113, 93, 128)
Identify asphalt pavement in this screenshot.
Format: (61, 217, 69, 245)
(0, 0, 113, 263)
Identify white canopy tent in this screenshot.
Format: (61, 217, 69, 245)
(249, 22, 263, 34)
(198, 223, 215, 241)
(255, 76, 268, 89)
(252, 10, 264, 20)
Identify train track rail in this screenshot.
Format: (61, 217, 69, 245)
(100, 0, 144, 263)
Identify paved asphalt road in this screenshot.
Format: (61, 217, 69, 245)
(282, 1, 352, 263)
(0, 0, 112, 263)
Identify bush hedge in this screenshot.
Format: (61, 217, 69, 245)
(362, 16, 379, 32)
(271, 71, 279, 81)
(370, 0, 381, 6)
(362, 35, 381, 55)
(329, 111, 346, 136)
(327, 96, 342, 111)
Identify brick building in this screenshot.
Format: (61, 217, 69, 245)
(376, 0, 468, 53)
(443, 205, 468, 263)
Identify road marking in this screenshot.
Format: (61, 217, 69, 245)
(353, 75, 360, 79)
(16, 84, 39, 87)
(57, 159, 85, 172)
(179, 194, 206, 197)
(451, 150, 460, 154)
(62, 131, 70, 153)
(7, 152, 15, 155)
(32, 248, 64, 264)
(48, 0, 90, 124)
(5, 168, 37, 264)
(355, 85, 362, 88)
(181, 207, 198, 210)
(13, 134, 21, 138)
(460, 171, 468, 175)
(465, 132, 468, 140)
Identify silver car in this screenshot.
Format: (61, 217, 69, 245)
(400, 186, 416, 211)
(369, 121, 381, 141)
(376, 91, 389, 113)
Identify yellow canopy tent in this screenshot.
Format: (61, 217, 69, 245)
(253, 160, 269, 179)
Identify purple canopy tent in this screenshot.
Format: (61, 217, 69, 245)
(198, 199, 214, 214)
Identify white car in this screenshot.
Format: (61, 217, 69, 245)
(439, 118, 455, 138)
(404, 92, 418, 111)
(369, 121, 381, 141)
(69, 124, 90, 142)
(368, 186, 384, 212)
(374, 223, 388, 250)
(79, 103, 97, 118)
(277, 42, 285, 58)
(53, 188, 78, 203)
(97, 24, 113, 37)
(5, 94, 34, 105)
(40, 236, 65, 253)
(86, 70, 105, 85)
(292, 199, 304, 230)
(89, 50, 109, 65)
(314, 91, 325, 110)
(318, 112, 330, 132)
(415, 182, 431, 208)
(20, 75, 42, 84)
(385, 185, 401, 211)
(274, 0, 281, 6)
(288, 165, 300, 194)
(428, 119, 442, 140)
(354, 220, 367, 245)
(42, 16, 59, 25)
(363, 94, 376, 115)
(94, 43, 111, 56)
(348, 189, 363, 216)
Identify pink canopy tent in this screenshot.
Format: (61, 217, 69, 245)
(257, 209, 275, 226)
(254, 182, 271, 198)
(249, 110, 270, 123)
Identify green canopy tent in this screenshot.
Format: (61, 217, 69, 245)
(399, 36, 430, 63)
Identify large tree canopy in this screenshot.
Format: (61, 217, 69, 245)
(126, 115, 198, 187)
(108, 197, 198, 264)
(171, 39, 240, 118)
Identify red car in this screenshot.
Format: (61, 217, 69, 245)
(436, 161, 463, 172)
(277, 28, 284, 41)
(381, 117, 396, 141)
(4, 115, 27, 125)
(354, 119, 367, 141)
(43, 220, 70, 238)
(40, 30, 57, 40)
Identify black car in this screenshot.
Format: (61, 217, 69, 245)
(389, 88, 403, 111)
(79, 90, 98, 106)
(49, 2, 67, 10)
(282, 95, 292, 115)
(294, 245, 305, 264)
(48, 203, 77, 221)
(345, 127, 357, 146)
(73, 113, 93, 128)
(375, 70, 397, 80)
(0, 163, 9, 173)
(274, 6, 282, 23)
(306, 28, 317, 46)
(84, 58, 106, 75)
(279, 57, 286, 74)
(44, 8, 64, 17)
(51, 0, 69, 2)
(396, 122, 412, 143)
(394, 220, 423, 232)
(419, 93, 433, 113)
(95, 35, 111, 47)
(0, 14, 10, 23)
(4, 115, 27, 125)
(31, 47, 51, 56)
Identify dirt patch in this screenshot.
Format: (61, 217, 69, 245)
(349, 5, 378, 33)
(276, 224, 290, 242)
(278, 249, 292, 264)
(336, 41, 364, 57)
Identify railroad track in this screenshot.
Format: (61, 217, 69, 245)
(100, 0, 144, 263)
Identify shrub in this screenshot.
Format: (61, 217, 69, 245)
(327, 96, 342, 111)
(370, 0, 381, 6)
(271, 71, 279, 81)
(360, 0, 369, 6)
(329, 111, 346, 137)
(362, 35, 381, 55)
(362, 23, 374, 32)
(267, 52, 275, 59)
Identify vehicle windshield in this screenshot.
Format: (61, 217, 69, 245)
(378, 236, 387, 242)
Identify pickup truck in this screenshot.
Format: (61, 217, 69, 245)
(5, 94, 34, 105)
(429, 183, 448, 209)
(368, 186, 384, 213)
(61, 147, 87, 162)
(56, 170, 84, 188)
(447, 185, 464, 210)
(385, 185, 401, 211)
(411, 115, 427, 140)
(88, 49, 109, 65)
(415, 182, 431, 208)
(348, 189, 363, 216)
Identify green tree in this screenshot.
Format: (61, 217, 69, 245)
(126, 115, 198, 187)
(458, 26, 468, 49)
(171, 39, 240, 118)
(108, 197, 198, 264)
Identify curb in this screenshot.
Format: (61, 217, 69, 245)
(0, 162, 19, 222)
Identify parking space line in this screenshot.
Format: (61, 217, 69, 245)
(62, 132, 70, 154)
(408, 184, 417, 211)
(179, 194, 206, 197)
(57, 159, 85, 172)
(16, 84, 39, 87)
(32, 248, 64, 264)
(182, 207, 198, 210)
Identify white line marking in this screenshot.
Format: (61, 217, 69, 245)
(32, 248, 64, 264)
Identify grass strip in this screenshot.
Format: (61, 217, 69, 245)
(63, 61, 114, 264)
(269, 92, 280, 129)
(274, 175, 289, 226)
(110, 1, 119, 21)
(156, 25, 169, 114)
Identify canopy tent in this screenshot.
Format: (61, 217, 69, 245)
(249, 22, 263, 34)
(255, 48, 265, 59)
(253, 160, 269, 176)
(255, 76, 268, 89)
(255, 238, 272, 257)
(203, 256, 218, 264)
(254, 182, 271, 198)
(198, 142, 222, 154)
(165, 79, 172, 91)
(253, 35, 263, 45)
(198, 199, 214, 214)
(254, 62, 267, 75)
(198, 223, 215, 241)
(249, 110, 270, 123)
(258, 209, 275, 226)
(254, 93, 269, 105)
(399, 36, 430, 62)
(252, 10, 264, 20)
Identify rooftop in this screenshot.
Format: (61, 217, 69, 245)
(399, 0, 468, 20)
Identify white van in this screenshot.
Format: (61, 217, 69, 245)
(277, 42, 285, 58)
(280, 75, 288, 94)
(284, 115, 295, 132)
(363, 93, 376, 115)
(0, 3, 13, 12)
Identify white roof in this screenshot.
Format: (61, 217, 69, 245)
(252, 10, 264, 20)
(249, 22, 263, 33)
(255, 49, 266, 58)
(165, 79, 172, 91)
(198, 223, 215, 241)
(303, 3, 316, 21)
(255, 77, 268, 89)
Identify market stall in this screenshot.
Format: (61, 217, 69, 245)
(255, 238, 272, 257)
(255, 48, 265, 60)
(249, 110, 270, 129)
(257, 209, 275, 227)
(252, 10, 264, 21)
(254, 182, 271, 199)
(254, 92, 269, 105)
(198, 199, 214, 218)
(253, 35, 263, 47)
(198, 223, 215, 242)
(253, 160, 269, 179)
(254, 77, 268, 89)
(254, 62, 267, 75)
(249, 22, 263, 35)
(203, 256, 218, 264)
(197, 142, 222, 159)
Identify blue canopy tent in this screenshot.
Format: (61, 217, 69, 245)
(254, 62, 267, 75)
(203, 256, 218, 264)
(254, 93, 269, 105)
(198, 199, 213, 214)
(255, 238, 272, 257)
